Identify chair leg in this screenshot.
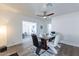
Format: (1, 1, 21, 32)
(52, 47, 58, 54)
(46, 47, 54, 54)
(57, 44, 61, 48)
(36, 48, 41, 56)
(47, 50, 53, 54)
(48, 45, 58, 54)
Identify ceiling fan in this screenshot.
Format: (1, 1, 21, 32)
(36, 3, 55, 18)
(37, 11, 54, 18)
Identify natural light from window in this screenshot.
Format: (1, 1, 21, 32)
(22, 21, 37, 35)
(48, 24, 52, 34)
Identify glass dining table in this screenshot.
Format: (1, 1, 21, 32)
(38, 34, 56, 40)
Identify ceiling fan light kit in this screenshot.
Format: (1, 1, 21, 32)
(36, 3, 55, 18)
(43, 16, 47, 19)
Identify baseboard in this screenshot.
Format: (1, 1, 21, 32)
(7, 41, 22, 47)
(61, 41, 79, 47)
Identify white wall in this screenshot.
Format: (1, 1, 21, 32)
(51, 12, 79, 47)
(5, 13, 49, 47)
(6, 14, 22, 47)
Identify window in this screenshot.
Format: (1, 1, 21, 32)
(22, 21, 37, 35)
(48, 24, 52, 34)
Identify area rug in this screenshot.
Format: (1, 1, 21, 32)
(21, 47, 56, 56)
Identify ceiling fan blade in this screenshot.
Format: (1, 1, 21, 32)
(46, 13, 54, 16)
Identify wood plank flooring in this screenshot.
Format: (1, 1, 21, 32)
(57, 43, 79, 56)
(0, 41, 79, 56)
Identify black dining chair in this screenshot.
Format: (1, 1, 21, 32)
(31, 34, 53, 56)
(49, 31, 56, 42)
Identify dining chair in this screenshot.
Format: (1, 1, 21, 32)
(31, 34, 53, 56)
(49, 31, 56, 42)
(48, 33, 61, 54)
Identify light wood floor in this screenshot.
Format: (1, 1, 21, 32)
(0, 41, 79, 56)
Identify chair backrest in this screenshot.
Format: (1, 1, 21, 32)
(31, 34, 39, 47)
(53, 34, 60, 47)
(41, 38, 48, 50)
(51, 31, 55, 34)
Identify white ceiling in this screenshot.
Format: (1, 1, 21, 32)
(1, 3, 79, 17)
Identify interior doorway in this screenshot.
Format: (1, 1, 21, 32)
(22, 21, 37, 42)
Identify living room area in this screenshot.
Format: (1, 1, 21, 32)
(0, 3, 79, 56)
